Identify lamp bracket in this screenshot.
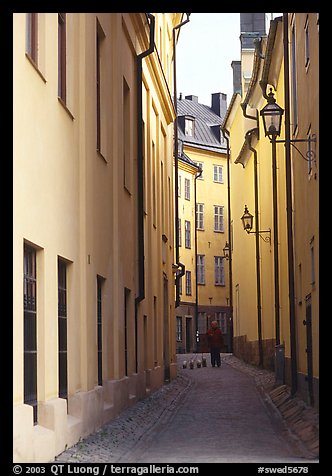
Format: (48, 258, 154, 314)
(273, 135, 317, 163)
(247, 228, 271, 243)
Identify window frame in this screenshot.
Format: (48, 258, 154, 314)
(214, 205, 224, 232)
(214, 256, 225, 286)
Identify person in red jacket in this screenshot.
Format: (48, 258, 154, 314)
(206, 320, 224, 367)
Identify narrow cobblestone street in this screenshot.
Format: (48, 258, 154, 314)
(55, 354, 319, 464)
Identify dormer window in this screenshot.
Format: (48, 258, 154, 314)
(185, 117, 195, 136)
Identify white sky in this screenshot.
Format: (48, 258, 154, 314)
(176, 13, 282, 108)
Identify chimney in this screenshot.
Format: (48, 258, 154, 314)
(185, 95, 198, 102)
(211, 93, 227, 118)
(240, 13, 266, 50)
(231, 60, 242, 95)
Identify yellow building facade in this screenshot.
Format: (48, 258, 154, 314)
(175, 93, 230, 353)
(13, 12, 183, 462)
(224, 13, 319, 407)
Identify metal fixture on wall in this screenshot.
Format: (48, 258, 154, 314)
(241, 205, 271, 243)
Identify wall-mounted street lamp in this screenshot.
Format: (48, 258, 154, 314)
(260, 85, 318, 393)
(261, 88, 316, 161)
(223, 241, 230, 260)
(241, 205, 271, 243)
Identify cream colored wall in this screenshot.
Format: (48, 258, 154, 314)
(177, 161, 197, 304)
(13, 12, 179, 462)
(291, 13, 319, 380)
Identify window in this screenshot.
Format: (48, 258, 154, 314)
(58, 258, 68, 400)
(310, 237, 315, 286)
(197, 255, 205, 285)
(215, 311, 227, 334)
(178, 175, 181, 197)
(176, 317, 183, 342)
(178, 219, 182, 247)
(124, 288, 130, 376)
(307, 126, 315, 175)
(196, 203, 204, 230)
(58, 13, 66, 103)
(214, 205, 224, 232)
(24, 244, 38, 424)
(184, 178, 190, 200)
(198, 312, 207, 333)
(97, 276, 103, 386)
(291, 23, 298, 132)
(123, 78, 132, 191)
(178, 275, 182, 295)
(195, 162, 204, 179)
(304, 15, 310, 68)
(26, 13, 38, 64)
(215, 256, 225, 285)
(185, 117, 194, 136)
(185, 271, 192, 295)
(213, 165, 223, 183)
(185, 220, 191, 248)
(96, 20, 106, 154)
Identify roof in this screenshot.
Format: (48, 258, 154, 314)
(177, 96, 227, 154)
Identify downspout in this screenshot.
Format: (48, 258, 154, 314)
(173, 13, 191, 307)
(135, 13, 155, 372)
(245, 128, 264, 367)
(194, 166, 202, 352)
(221, 127, 233, 353)
(283, 12, 297, 395)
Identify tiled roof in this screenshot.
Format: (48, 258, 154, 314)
(177, 97, 227, 153)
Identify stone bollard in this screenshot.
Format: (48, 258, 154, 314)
(202, 357, 207, 367)
(196, 360, 202, 368)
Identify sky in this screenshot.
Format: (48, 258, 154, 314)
(176, 13, 282, 109)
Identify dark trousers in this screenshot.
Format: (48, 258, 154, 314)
(210, 348, 221, 367)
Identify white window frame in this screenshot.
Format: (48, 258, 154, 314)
(214, 256, 225, 285)
(184, 178, 190, 200)
(213, 165, 223, 183)
(185, 220, 191, 248)
(185, 271, 192, 295)
(185, 117, 194, 136)
(214, 205, 224, 232)
(197, 255, 205, 285)
(196, 203, 204, 230)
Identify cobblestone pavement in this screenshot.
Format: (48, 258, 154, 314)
(55, 353, 319, 464)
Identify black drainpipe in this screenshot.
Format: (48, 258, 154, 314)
(283, 12, 297, 395)
(135, 13, 155, 372)
(173, 13, 191, 308)
(221, 127, 233, 353)
(246, 128, 264, 367)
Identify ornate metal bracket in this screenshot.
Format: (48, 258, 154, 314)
(246, 228, 271, 243)
(274, 134, 317, 163)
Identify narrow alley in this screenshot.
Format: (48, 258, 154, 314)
(55, 354, 318, 465)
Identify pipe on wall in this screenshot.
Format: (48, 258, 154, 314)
(245, 128, 264, 367)
(173, 14, 191, 308)
(135, 13, 155, 372)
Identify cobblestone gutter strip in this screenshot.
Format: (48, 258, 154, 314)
(55, 373, 193, 463)
(222, 354, 319, 459)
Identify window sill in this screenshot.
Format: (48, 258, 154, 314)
(57, 97, 74, 121)
(25, 53, 47, 83)
(97, 149, 108, 164)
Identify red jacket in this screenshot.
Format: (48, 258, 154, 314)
(206, 327, 223, 349)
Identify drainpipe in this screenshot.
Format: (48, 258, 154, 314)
(173, 13, 191, 307)
(135, 13, 155, 372)
(221, 127, 233, 353)
(245, 128, 264, 367)
(283, 12, 297, 395)
(194, 166, 202, 352)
